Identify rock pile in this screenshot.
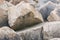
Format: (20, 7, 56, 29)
(0, 0, 60, 40)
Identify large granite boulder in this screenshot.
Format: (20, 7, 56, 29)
(8, 1, 43, 31)
(0, 26, 20, 40)
(43, 21, 60, 40)
(39, 1, 57, 21)
(47, 7, 60, 21)
(17, 23, 43, 40)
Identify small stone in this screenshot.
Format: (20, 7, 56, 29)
(8, 1, 43, 31)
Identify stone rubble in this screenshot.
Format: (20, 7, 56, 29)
(0, 0, 60, 40)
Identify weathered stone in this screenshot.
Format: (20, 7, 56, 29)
(47, 8, 60, 21)
(17, 23, 43, 40)
(9, 0, 60, 9)
(43, 21, 60, 40)
(8, 1, 43, 31)
(0, 0, 14, 10)
(0, 0, 14, 27)
(39, 1, 57, 21)
(5, 0, 10, 2)
(9, 0, 28, 5)
(49, 38, 60, 40)
(27, 0, 60, 11)
(0, 8, 9, 27)
(0, 26, 20, 40)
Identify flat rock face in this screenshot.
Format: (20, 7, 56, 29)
(47, 8, 60, 21)
(8, 1, 43, 31)
(0, 26, 20, 40)
(49, 38, 60, 40)
(39, 1, 57, 21)
(0, 8, 8, 27)
(43, 21, 60, 40)
(17, 24, 43, 40)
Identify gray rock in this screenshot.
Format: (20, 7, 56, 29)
(45, 0, 60, 4)
(0, 0, 14, 10)
(5, 0, 10, 2)
(9, 0, 60, 10)
(49, 38, 60, 40)
(0, 8, 8, 27)
(8, 1, 43, 31)
(43, 21, 60, 40)
(17, 23, 43, 40)
(0, 0, 14, 27)
(47, 7, 60, 21)
(9, 0, 28, 5)
(0, 26, 20, 40)
(39, 1, 57, 21)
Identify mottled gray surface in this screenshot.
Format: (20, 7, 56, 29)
(0, 8, 8, 27)
(0, 0, 14, 27)
(47, 7, 60, 21)
(49, 38, 60, 40)
(8, 1, 43, 31)
(0, 26, 20, 40)
(39, 1, 57, 21)
(43, 21, 60, 40)
(17, 23, 44, 40)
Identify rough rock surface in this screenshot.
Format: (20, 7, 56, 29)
(17, 23, 43, 40)
(0, 8, 8, 27)
(0, 0, 14, 10)
(43, 21, 60, 40)
(45, 0, 60, 4)
(0, 26, 20, 40)
(47, 7, 60, 21)
(8, 1, 43, 31)
(49, 38, 60, 40)
(39, 1, 57, 21)
(8, 0, 60, 10)
(9, 0, 28, 5)
(5, 0, 10, 2)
